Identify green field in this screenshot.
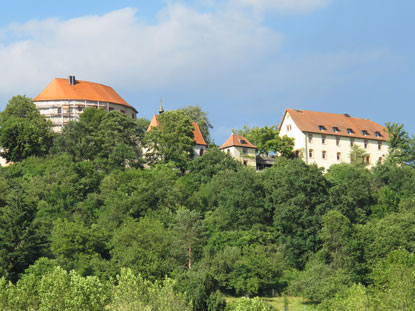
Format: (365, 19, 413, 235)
(227, 296, 317, 311)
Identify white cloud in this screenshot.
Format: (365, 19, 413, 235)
(0, 5, 282, 101)
(229, 0, 332, 15)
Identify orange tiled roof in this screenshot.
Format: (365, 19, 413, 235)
(147, 114, 207, 146)
(282, 108, 388, 141)
(33, 78, 137, 112)
(219, 134, 257, 149)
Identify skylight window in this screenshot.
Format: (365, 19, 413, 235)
(347, 128, 353, 134)
(333, 127, 339, 133)
(318, 125, 326, 131)
(362, 130, 368, 136)
(375, 131, 381, 137)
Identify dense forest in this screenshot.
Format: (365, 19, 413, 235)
(0, 95, 415, 310)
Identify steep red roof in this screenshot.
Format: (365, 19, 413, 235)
(219, 134, 257, 149)
(281, 108, 388, 141)
(147, 114, 207, 146)
(33, 78, 137, 112)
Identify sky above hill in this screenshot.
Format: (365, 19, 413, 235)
(1, 0, 414, 144)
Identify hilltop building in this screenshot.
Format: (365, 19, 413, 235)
(33, 76, 137, 132)
(279, 108, 389, 169)
(219, 134, 257, 167)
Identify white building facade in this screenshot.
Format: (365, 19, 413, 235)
(279, 109, 389, 170)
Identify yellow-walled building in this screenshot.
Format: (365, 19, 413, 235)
(220, 134, 257, 167)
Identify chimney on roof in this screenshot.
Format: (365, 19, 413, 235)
(344, 113, 350, 117)
(68, 75, 76, 85)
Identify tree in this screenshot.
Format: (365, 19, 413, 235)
(320, 210, 352, 269)
(145, 111, 195, 171)
(0, 187, 44, 282)
(261, 158, 329, 268)
(188, 147, 240, 185)
(349, 145, 370, 167)
(110, 217, 173, 280)
(177, 105, 213, 144)
(0, 95, 54, 162)
(326, 163, 373, 223)
(233, 125, 294, 157)
(171, 208, 203, 270)
(54, 108, 143, 169)
(384, 122, 414, 165)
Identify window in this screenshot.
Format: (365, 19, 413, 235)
(239, 139, 247, 144)
(199, 148, 204, 156)
(109, 107, 114, 111)
(337, 152, 341, 161)
(378, 141, 382, 150)
(333, 127, 339, 133)
(227, 149, 230, 153)
(242, 148, 248, 154)
(379, 157, 383, 164)
(132, 113, 135, 119)
(57, 107, 61, 114)
(362, 130, 368, 136)
(336, 136, 341, 146)
(77, 106, 83, 112)
(322, 135, 326, 144)
(322, 150, 327, 160)
(120, 109, 125, 114)
(308, 134, 313, 143)
(350, 138, 354, 146)
(364, 139, 368, 149)
(319, 125, 326, 131)
(286, 124, 292, 132)
(364, 156, 370, 164)
(347, 128, 353, 134)
(309, 149, 314, 158)
(375, 131, 381, 137)
(243, 160, 247, 166)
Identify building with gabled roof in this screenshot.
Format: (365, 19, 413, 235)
(279, 108, 389, 169)
(33, 76, 137, 132)
(219, 133, 257, 167)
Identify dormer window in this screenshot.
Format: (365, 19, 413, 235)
(239, 139, 247, 144)
(362, 130, 368, 136)
(375, 131, 381, 137)
(319, 125, 326, 131)
(347, 128, 353, 134)
(333, 127, 339, 133)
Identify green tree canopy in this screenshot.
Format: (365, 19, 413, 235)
(177, 106, 213, 144)
(0, 95, 54, 163)
(145, 111, 195, 171)
(233, 125, 294, 157)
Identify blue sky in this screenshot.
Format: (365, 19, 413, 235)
(0, 0, 414, 144)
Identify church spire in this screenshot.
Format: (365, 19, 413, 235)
(159, 98, 164, 114)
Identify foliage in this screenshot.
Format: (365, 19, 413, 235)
(54, 108, 143, 169)
(177, 105, 213, 144)
(385, 122, 415, 165)
(188, 147, 240, 185)
(145, 110, 195, 171)
(348, 145, 369, 167)
(226, 297, 273, 311)
(261, 158, 328, 268)
(234, 125, 294, 157)
(325, 164, 373, 223)
(0, 95, 54, 162)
